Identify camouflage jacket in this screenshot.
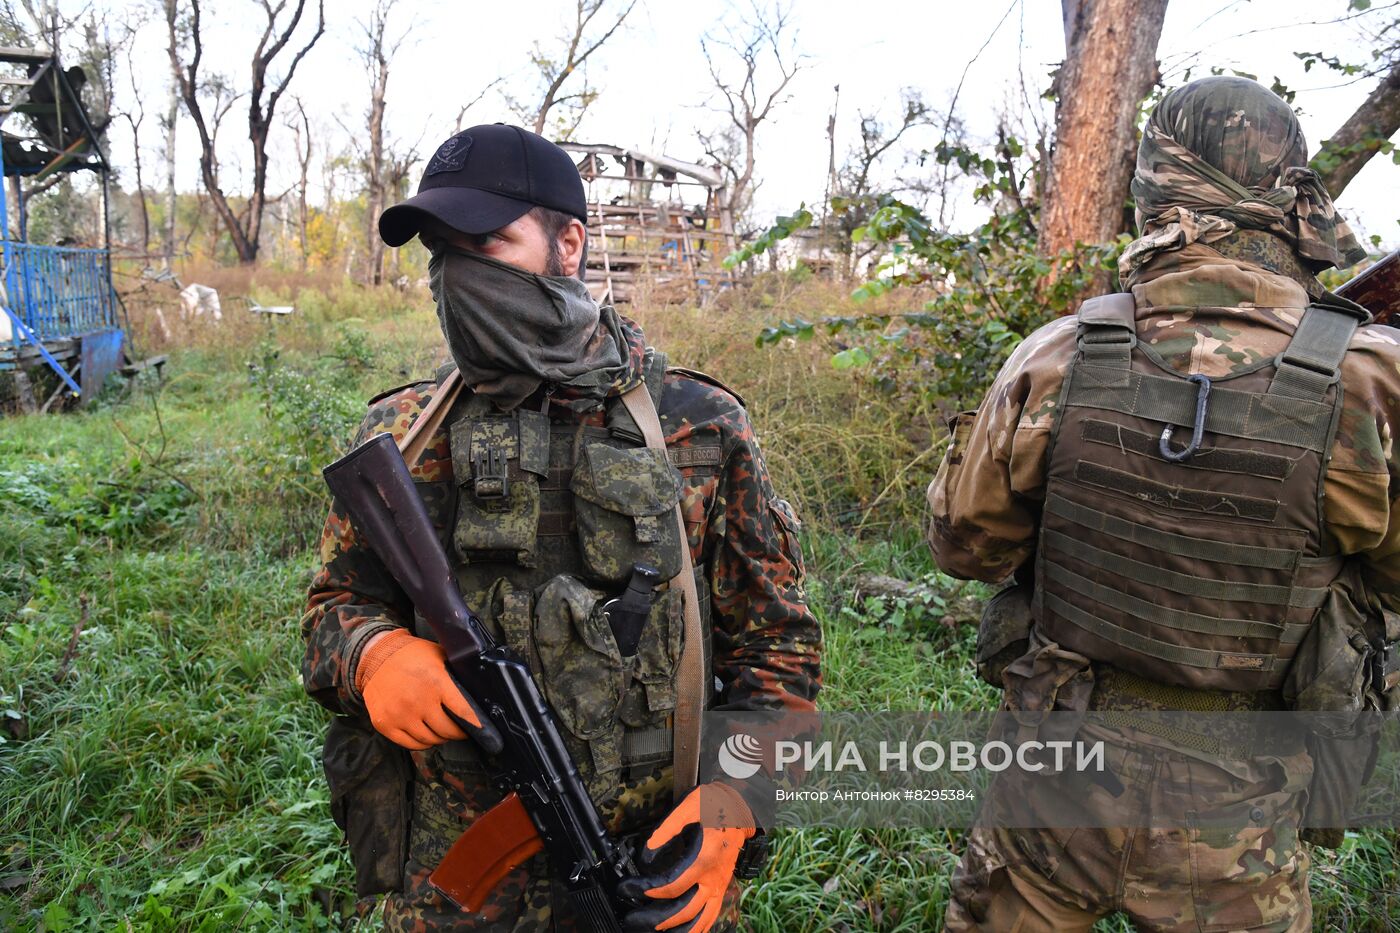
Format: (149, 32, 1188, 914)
(302, 355, 822, 740)
(927, 244, 1400, 615)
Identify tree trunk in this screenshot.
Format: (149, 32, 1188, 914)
(126, 115, 151, 255)
(1038, 0, 1169, 260)
(168, 0, 324, 267)
(293, 110, 311, 270)
(1314, 59, 1400, 199)
(162, 68, 178, 268)
(365, 62, 388, 285)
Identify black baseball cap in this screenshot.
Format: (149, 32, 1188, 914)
(378, 123, 588, 247)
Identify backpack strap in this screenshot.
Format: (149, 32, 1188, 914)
(1076, 293, 1138, 369)
(619, 381, 705, 802)
(1268, 303, 1360, 402)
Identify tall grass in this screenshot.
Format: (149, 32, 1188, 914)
(1, 271, 1395, 930)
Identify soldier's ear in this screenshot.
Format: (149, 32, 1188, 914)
(559, 219, 587, 278)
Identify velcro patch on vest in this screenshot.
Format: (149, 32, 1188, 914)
(1079, 420, 1294, 479)
(669, 446, 723, 468)
(1075, 461, 1280, 522)
(1218, 654, 1269, 671)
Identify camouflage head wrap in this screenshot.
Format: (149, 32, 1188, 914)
(1121, 76, 1367, 280)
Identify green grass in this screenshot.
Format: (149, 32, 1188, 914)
(1, 305, 1397, 930)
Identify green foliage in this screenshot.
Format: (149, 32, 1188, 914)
(0, 459, 193, 547)
(1311, 135, 1400, 177)
(244, 323, 372, 515)
(839, 573, 967, 643)
(756, 138, 1123, 410)
(0, 413, 365, 929)
(1294, 50, 1368, 76)
(724, 207, 814, 268)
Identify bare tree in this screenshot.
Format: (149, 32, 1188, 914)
(355, 0, 414, 285)
(454, 77, 506, 133)
(166, 0, 326, 265)
(1038, 0, 1169, 262)
(121, 51, 151, 254)
(160, 13, 180, 269)
(287, 96, 312, 269)
(830, 89, 935, 275)
(510, 0, 637, 139)
(698, 1, 803, 243)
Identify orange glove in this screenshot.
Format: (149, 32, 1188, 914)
(357, 629, 498, 752)
(617, 782, 755, 933)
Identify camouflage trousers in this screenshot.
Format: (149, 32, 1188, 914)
(944, 723, 1313, 932)
(383, 775, 742, 932)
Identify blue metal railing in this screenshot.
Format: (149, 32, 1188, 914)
(2, 241, 116, 342)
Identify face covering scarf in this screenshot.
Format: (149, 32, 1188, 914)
(1120, 76, 1367, 284)
(428, 248, 643, 411)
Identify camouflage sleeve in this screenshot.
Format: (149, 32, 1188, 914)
(1328, 325, 1400, 614)
(300, 381, 451, 716)
(665, 374, 821, 714)
(708, 423, 822, 713)
(926, 316, 1077, 583)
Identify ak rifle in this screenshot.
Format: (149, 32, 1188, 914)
(1337, 249, 1400, 324)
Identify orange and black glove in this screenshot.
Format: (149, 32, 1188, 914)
(617, 782, 755, 933)
(356, 629, 501, 753)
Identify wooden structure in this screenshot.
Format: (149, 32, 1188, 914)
(0, 45, 121, 408)
(559, 143, 735, 305)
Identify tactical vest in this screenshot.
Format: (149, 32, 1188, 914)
(413, 353, 712, 804)
(1035, 294, 1360, 692)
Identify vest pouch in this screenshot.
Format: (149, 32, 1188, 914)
(322, 715, 410, 896)
(1283, 576, 1372, 737)
(533, 573, 628, 781)
(618, 586, 684, 726)
(977, 582, 1033, 688)
(571, 441, 684, 585)
(450, 410, 549, 566)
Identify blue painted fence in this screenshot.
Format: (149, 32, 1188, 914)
(3, 241, 117, 343)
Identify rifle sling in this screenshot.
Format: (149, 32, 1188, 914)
(398, 367, 464, 462)
(620, 383, 705, 801)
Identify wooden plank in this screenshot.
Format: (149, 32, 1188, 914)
(120, 353, 168, 376)
(0, 337, 78, 364)
(0, 46, 53, 64)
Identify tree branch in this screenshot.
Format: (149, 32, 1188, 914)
(1313, 57, 1400, 198)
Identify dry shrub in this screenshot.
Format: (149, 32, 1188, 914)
(118, 258, 942, 550)
(631, 275, 942, 543)
(115, 257, 436, 369)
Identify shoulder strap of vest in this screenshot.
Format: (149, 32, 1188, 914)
(1268, 303, 1360, 402)
(1076, 293, 1138, 369)
(619, 381, 704, 803)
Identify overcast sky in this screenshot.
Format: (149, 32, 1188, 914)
(92, 0, 1400, 247)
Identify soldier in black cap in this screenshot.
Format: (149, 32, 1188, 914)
(301, 124, 822, 931)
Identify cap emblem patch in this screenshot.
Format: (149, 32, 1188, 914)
(426, 134, 472, 176)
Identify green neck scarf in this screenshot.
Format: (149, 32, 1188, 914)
(428, 249, 639, 411)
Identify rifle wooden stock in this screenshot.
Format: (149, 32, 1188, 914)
(1337, 250, 1400, 324)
